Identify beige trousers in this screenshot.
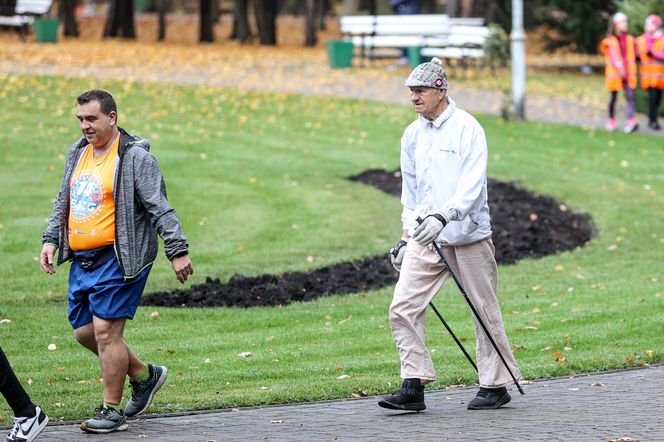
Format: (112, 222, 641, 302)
(389, 238, 521, 388)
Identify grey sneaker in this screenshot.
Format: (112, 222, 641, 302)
(80, 405, 128, 434)
(6, 406, 48, 442)
(124, 364, 168, 418)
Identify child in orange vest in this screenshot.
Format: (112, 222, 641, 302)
(600, 12, 639, 133)
(636, 14, 664, 130)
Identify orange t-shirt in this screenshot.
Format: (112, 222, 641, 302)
(68, 136, 119, 251)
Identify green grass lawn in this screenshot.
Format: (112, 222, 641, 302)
(0, 74, 662, 423)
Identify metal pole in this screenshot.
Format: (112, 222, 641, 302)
(429, 302, 478, 372)
(417, 215, 524, 395)
(431, 241, 524, 395)
(510, 0, 526, 120)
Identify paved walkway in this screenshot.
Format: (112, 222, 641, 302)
(38, 365, 662, 441)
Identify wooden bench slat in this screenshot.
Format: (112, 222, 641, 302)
(338, 13, 489, 64)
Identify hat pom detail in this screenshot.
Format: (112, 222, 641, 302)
(431, 57, 442, 66)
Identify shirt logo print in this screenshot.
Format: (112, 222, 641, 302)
(70, 170, 105, 221)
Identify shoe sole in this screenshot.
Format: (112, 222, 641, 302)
(377, 399, 426, 411)
(467, 393, 511, 410)
(80, 421, 129, 434)
(125, 366, 168, 418)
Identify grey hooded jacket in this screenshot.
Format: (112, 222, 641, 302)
(42, 127, 189, 278)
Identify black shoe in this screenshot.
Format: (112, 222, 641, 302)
(467, 386, 511, 410)
(649, 121, 661, 130)
(378, 379, 426, 411)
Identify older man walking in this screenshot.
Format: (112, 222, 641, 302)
(379, 58, 521, 412)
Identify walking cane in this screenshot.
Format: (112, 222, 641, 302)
(417, 217, 525, 395)
(429, 301, 478, 372)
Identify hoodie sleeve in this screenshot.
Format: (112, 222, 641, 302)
(133, 151, 189, 260)
(438, 122, 487, 222)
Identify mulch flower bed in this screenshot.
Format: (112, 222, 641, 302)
(142, 169, 594, 308)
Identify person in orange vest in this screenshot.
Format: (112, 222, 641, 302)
(636, 14, 664, 130)
(600, 12, 639, 133)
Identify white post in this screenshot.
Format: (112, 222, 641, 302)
(510, 0, 526, 120)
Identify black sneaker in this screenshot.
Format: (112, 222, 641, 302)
(378, 379, 426, 411)
(649, 121, 661, 131)
(79, 405, 128, 434)
(124, 364, 168, 418)
(5, 406, 48, 442)
(467, 386, 511, 410)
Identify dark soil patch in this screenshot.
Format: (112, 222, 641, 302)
(142, 169, 594, 308)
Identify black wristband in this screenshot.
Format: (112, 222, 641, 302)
(389, 239, 408, 258)
(427, 213, 447, 227)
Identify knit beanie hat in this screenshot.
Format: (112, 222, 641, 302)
(646, 14, 662, 29)
(405, 57, 448, 90)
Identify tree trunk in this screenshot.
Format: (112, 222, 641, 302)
(253, 0, 277, 45)
(58, 0, 79, 37)
(157, 0, 168, 41)
(231, 0, 251, 43)
(304, 0, 316, 47)
(104, 0, 136, 38)
(470, 0, 489, 18)
(319, 0, 332, 30)
(200, 0, 214, 42)
(446, 0, 458, 17)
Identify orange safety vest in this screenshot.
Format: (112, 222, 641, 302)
(600, 34, 637, 91)
(636, 34, 664, 89)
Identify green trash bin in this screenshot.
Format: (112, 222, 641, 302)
(327, 40, 354, 69)
(33, 18, 59, 43)
(408, 47, 422, 68)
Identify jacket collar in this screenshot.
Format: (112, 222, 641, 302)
(419, 96, 456, 128)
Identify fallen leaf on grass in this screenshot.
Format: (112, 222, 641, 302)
(336, 374, 350, 380)
(568, 388, 579, 391)
(337, 315, 352, 325)
(608, 438, 639, 442)
(351, 390, 367, 398)
(238, 352, 252, 358)
(47, 344, 57, 351)
(532, 307, 541, 313)
(646, 350, 654, 358)
(150, 311, 159, 318)
(0, 319, 11, 324)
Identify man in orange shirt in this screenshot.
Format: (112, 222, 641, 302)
(40, 90, 193, 434)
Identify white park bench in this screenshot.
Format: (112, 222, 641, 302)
(0, 0, 54, 40)
(339, 14, 489, 68)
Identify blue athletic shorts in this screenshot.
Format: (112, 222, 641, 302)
(68, 254, 152, 330)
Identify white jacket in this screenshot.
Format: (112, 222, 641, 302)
(400, 97, 492, 245)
